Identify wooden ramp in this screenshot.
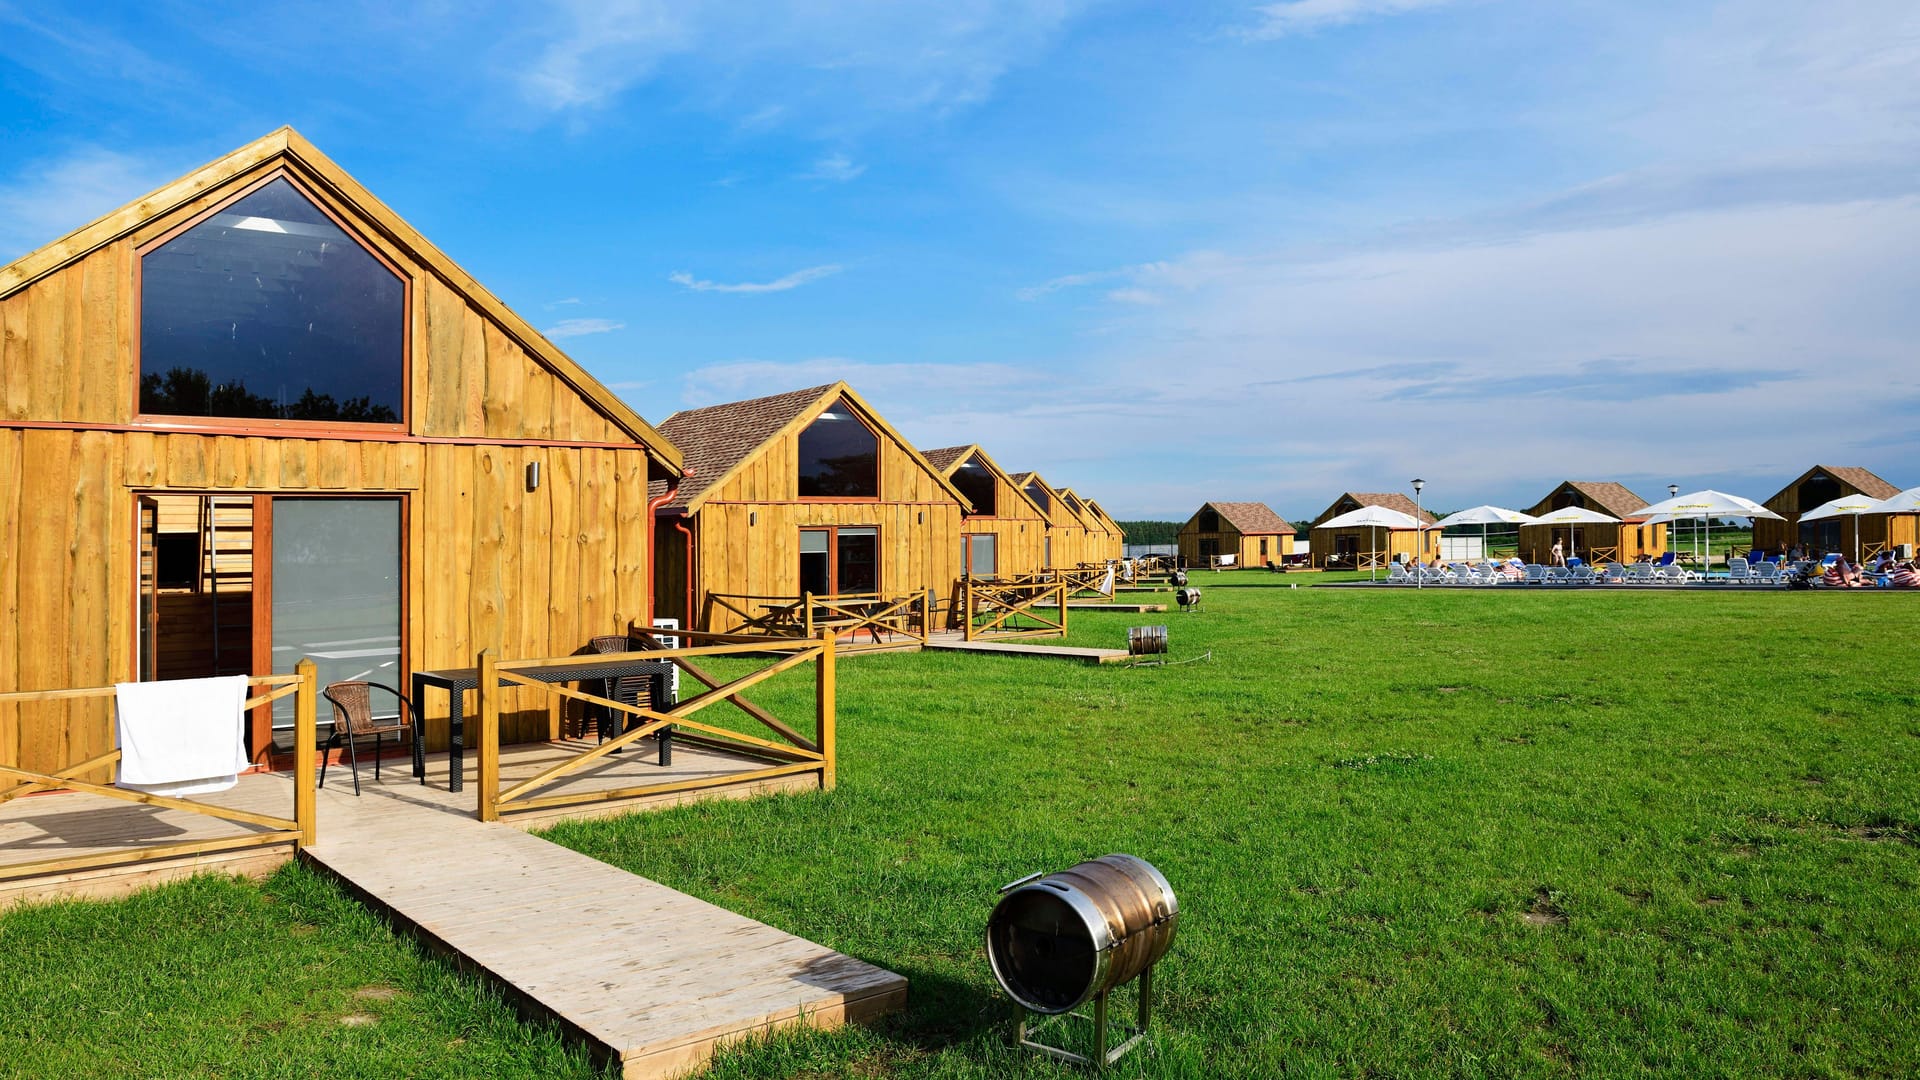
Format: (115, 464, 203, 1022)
(303, 778, 906, 1080)
(922, 639, 1131, 665)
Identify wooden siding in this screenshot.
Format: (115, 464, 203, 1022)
(1177, 526, 1292, 567)
(1309, 526, 1436, 568)
(1516, 522, 1667, 564)
(0, 429, 657, 776)
(959, 464, 1049, 578)
(677, 427, 964, 632)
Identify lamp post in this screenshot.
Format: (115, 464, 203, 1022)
(1667, 483, 1683, 568)
(1412, 478, 1425, 590)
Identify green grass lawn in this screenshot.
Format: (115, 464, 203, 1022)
(4, 583, 1915, 1078)
(544, 585, 1920, 1078)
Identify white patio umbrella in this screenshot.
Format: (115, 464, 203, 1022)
(1318, 504, 1422, 581)
(1431, 505, 1537, 562)
(1525, 506, 1619, 565)
(1868, 485, 1920, 514)
(1798, 494, 1886, 563)
(1635, 490, 1784, 573)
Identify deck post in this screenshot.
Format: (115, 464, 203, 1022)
(964, 577, 976, 642)
(478, 648, 500, 822)
(803, 593, 814, 641)
(1057, 583, 1068, 636)
(817, 635, 836, 791)
(294, 659, 317, 847)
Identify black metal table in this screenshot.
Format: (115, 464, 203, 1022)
(412, 658, 675, 792)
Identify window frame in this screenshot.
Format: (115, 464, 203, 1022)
(798, 524, 883, 596)
(132, 167, 413, 436)
(795, 399, 882, 501)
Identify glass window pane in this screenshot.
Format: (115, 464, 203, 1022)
(799, 529, 830, 553)
(969, 534, 997, 577)
(271, 498, 401, 729)
(952, 459, 996, 516)
(1026, 482, 1051, 514)
(142, 177, 405, 423)
(797, 399, 877, 497)
(837, 530, 879, 594)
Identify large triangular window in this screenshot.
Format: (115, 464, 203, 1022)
(797, 398, 878, 498)
(950, 456, 995, 517)
(139, 175, 406, 425)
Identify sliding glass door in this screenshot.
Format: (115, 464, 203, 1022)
(270, 498, 402, 733)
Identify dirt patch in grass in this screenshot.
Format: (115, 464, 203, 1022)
(1524, 888, 1569, 927)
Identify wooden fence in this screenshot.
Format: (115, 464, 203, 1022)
(704, 591, 931, 645)
(0, 661, 318, 883)
(962, 578, 1070, 641)
(476, 635, 835, 823)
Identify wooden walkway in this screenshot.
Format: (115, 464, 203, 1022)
(1066, 601, 1168, 612)
(922, 639, 1132, 665)
(2, 741, 906, 1078)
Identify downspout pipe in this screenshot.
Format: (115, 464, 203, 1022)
(674, 516, 696, 631)
(644, 471, 685, 625)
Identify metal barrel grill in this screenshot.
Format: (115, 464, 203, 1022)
(986, 854, 1179, 1068)
(1175, 587, 1201, 612)
(1126, 625, 1168, 655)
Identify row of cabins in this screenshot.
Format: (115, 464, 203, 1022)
(0, 128, 1121, 784)
(1182, 468, 1913, 570)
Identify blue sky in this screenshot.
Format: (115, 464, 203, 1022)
(3, 0, 1916, 519)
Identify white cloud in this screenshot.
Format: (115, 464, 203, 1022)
(0, 146, 168, 261)
(1105, 287, 1162, 305)
(798, 153, 866, 183)
(545, 297, 583, 308)
(668, 264, 844, 293)
(1245, 0, 1456, 38)
(544, 317, 627, 338)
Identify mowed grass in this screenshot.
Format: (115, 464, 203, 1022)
(543, 585, 1920, 1078)
(0, 864, 603, 1078)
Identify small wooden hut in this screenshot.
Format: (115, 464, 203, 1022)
(651, 384, 967, 632)
(921, 445, 1051, 579)
(0, 128, 684, 779)
(1176, 502, 1295, 568)
(1753, 465, 1911, 559)
(1308, 493, 1437, 569)
(1519, 481, 1666, 564)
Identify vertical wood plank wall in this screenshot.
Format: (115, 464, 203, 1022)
(0, 154, 660, 776)
(959, 465, 1048, 579)
(686, 432, 965, 632)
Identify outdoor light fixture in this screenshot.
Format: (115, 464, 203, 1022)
(525, 461, 540, 491)
(1669, 484, 1679, 499)
(986, 854, 1178, 1070)
(1412, 478, 1426, 589)
(749, 511, 756, 526)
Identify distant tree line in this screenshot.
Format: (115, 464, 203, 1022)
(1115, 520, 1179, 544)
(140, 366, 398, 423)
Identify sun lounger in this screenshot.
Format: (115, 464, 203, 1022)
(1754, 561, 1781, 585)
(1524, 564, 1546, 584)
(1727, 557, 1752, 584)
(1603, 562, 1627, 583)
(1387, 562, 1413, 584)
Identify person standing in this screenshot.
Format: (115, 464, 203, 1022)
(1550, 538, 1565, 567)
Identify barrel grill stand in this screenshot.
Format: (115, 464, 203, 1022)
(1016, 966, 1153, 1070)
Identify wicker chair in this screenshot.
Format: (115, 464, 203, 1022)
(320, 681, 417, 795)
(587, 635, 672, 765)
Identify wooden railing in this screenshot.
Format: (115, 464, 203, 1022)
(963, 578, 1070, 640)
(476, 637, 834, 823)
(0, 661, 318, 883)
(705, 590, 930, 645)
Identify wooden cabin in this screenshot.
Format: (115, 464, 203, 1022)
(651, 383, 967, 632)
(1055, 488, 1109, 566)
(1007, 472, 1089, 569)
(921, 445, 1051, 579)
(0, 128, 684, 781)
(1518, 481, 1666, 564)
(1308, 493, 1438, 568)
(1084, 500, 1127, 562)
(1753, 465, 1911, 559)
(1177, 502, 1295, 568)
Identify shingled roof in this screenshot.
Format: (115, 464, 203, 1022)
(650, 384, 834, 510)
(1797, 466, 1899, 500)
(1312, 492, 1439, 527)
(1525, 481, 1654, 520)
(922, 446, 972, 473)
(1192, 501, 1294, 535)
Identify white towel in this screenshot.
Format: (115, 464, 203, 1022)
(115, 675, 251, 796)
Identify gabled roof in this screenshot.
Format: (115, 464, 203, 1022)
(921, 444, 1049, 519)
(1764, 465, 1900, 506)
(1190, 501, 1295, 535)
(1085, 500, 1123, 534)
(1311, 492, 1438, 528)
(0, 126, 681, 475)
(652, 381, 968, 513)
(1525, 481, 1653, 520)
(1008, 471, 1081, 529)
(1055, 488, 1102, 530)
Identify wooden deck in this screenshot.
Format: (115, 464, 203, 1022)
(922, 639, 1132, 664)
(1066, 601, 1169, 612)
(1, 737, 906, 1077)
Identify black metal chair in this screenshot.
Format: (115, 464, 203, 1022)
(320, 681, 417, 795)
(588, 635, 672, 765)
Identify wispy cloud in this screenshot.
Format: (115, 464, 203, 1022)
(798, 153, 865, 183)
(1245, 0, 1457, 38)
(545, 297, 583, 309)
(668, 264, 843, 293)
(0, 146, 169, 261)
(544, 317, 626, 338)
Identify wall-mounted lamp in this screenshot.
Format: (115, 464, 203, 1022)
(918, 511, 924, 524)
(526, 461, 541, 491)
(750, 511, 757, 526)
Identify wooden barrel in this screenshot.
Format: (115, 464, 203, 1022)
(1126, 625, 1168, 655)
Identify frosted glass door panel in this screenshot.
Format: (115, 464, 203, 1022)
(271, 498, 401, 729)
